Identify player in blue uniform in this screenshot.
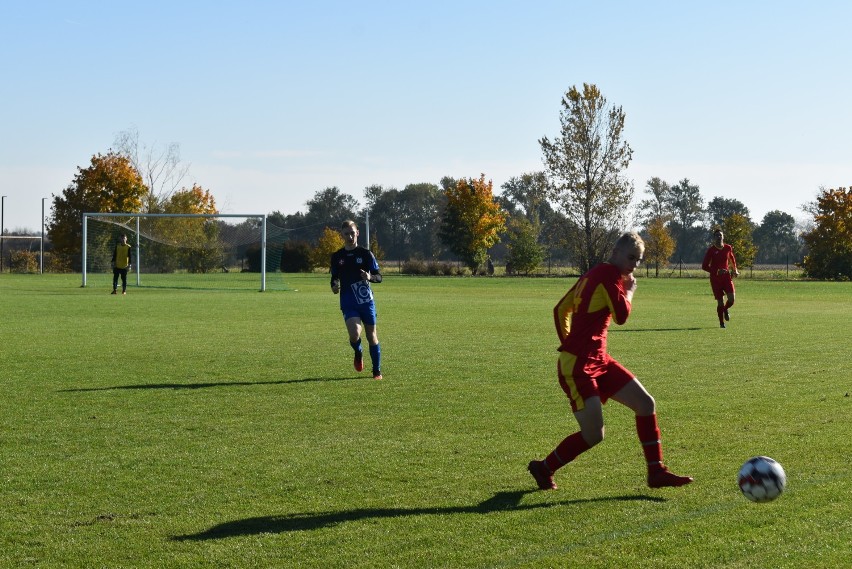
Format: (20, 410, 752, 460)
(330, 220, 383, 380)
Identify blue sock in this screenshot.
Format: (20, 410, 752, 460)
(369, 343, 381, 374)
(350, 339, 362, 355)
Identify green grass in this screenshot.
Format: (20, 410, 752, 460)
(1, 274, 850, 568)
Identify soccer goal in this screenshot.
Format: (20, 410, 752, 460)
(81, 213, 276, 291)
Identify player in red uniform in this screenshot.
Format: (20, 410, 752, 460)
(701, 228, 739, 328)
(528, 232, 693, 490)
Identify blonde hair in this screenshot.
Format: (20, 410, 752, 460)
(614, 231, 644, 252)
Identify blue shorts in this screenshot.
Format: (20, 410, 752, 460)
(342, 302, 377, 326)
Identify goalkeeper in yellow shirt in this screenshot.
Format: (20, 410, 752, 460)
(111, 234, 132, 295)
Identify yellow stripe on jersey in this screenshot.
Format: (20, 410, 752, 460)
(558, 352, 584, 411)
(588, 282, 616, 314)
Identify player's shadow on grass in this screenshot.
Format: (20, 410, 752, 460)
(58, 376, 365, 392)
(172, 491, 665, 541)
(611, 327, 702, 332)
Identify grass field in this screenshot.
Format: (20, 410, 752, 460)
(1, 273, 850, 568)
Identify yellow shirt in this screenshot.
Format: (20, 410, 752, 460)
(113, 244, 131, 269)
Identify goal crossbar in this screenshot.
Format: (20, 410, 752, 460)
(82, 212, 268, 291)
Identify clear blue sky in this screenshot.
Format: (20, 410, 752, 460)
(2, 0, 850, 233)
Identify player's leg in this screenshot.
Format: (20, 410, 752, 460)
(612, 377, 693, 488)
(120, 268, 128, 293)
(723, 285, 735, 321)
(112, 268, 119, 293)
(361, 304, 381, 379)
(344, 315, 364, 372)
(713, 281, 726, 327)
(529, 354, 599, 490)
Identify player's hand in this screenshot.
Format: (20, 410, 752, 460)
(331, 279, 340, 294)
(732, 270, 739, 277)
(622, 273, 637, 292)
(359, 269, 370, 282)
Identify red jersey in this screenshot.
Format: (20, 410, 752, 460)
(702, 244, 738, 276)
(553, 263, 631, 361)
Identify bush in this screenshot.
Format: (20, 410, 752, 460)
(401, 260, 463, 276)
(45, 252, 73, 273)
(10, 250, 38, 273)
(280, 241, 313, 273)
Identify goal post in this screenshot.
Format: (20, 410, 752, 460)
(82, 213, 270, 291)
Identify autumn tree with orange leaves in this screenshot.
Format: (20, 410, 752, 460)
(48, 152, 147, 269)
(144, 183, 223, 273)
(801, 186, 852, 280)
(439, 175, 506, 272)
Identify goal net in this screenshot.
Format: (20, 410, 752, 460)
(82, 213, 284, 291)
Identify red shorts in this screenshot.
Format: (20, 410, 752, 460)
(710, 274, 734, 300)
(557, 351, 634, 413)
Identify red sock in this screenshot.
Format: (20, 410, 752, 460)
(636, 414, 664, 473)
(544, 432, 591, 474)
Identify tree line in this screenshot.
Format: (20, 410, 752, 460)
(24, 88, 852, 280)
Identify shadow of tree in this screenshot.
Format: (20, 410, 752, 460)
(172, 490, 665, 541)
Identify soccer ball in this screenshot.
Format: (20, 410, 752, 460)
(738, 456, 786, 502)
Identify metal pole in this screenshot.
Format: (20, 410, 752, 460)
(81, 214, 87, 287)
(135, 217, 140, 286)
(1, 195, 5, 273)
(41, 198, 46, 274)
(365, 210, 370, 249)
(260, 215, 267, 292)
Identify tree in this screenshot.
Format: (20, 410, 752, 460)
(304, 187, 360, 242)
(722, 213, 758, 269)
(48, 152, 147, 268)
(505, 217, 545, 275)
(706, 197, 749, 229)
(666, 178, 706, 262)
(439, 174, 506, 272)
(753, 210, 801, 264)
(163, 184, 217, 215)
(114, 127, 190, 212)
(638, 177, 672, 225)
(801, 187, 852, 280)
(499, 172, 550, 228)
(143, 184, 222, 273)
(311, 226, 344, 270)
(398, 183, 443, 260)
(539, 83, 634, 273)
(643, 216, 676, 277)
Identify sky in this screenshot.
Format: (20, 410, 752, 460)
(2, 0, 851, 233)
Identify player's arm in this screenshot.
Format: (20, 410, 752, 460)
(701, 247, 712, 273)
(360, 252, 382, 283)
(729, 248, 739, 276)
(330, 254, 341, 294)
(607, 277, 633, 326)
(362, 270, 382, 283)
(553, 281, 579, 343)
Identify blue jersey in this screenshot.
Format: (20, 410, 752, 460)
(330, 246, 382, 309)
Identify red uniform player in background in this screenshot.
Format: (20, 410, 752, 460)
(701, 229, 739, 328)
